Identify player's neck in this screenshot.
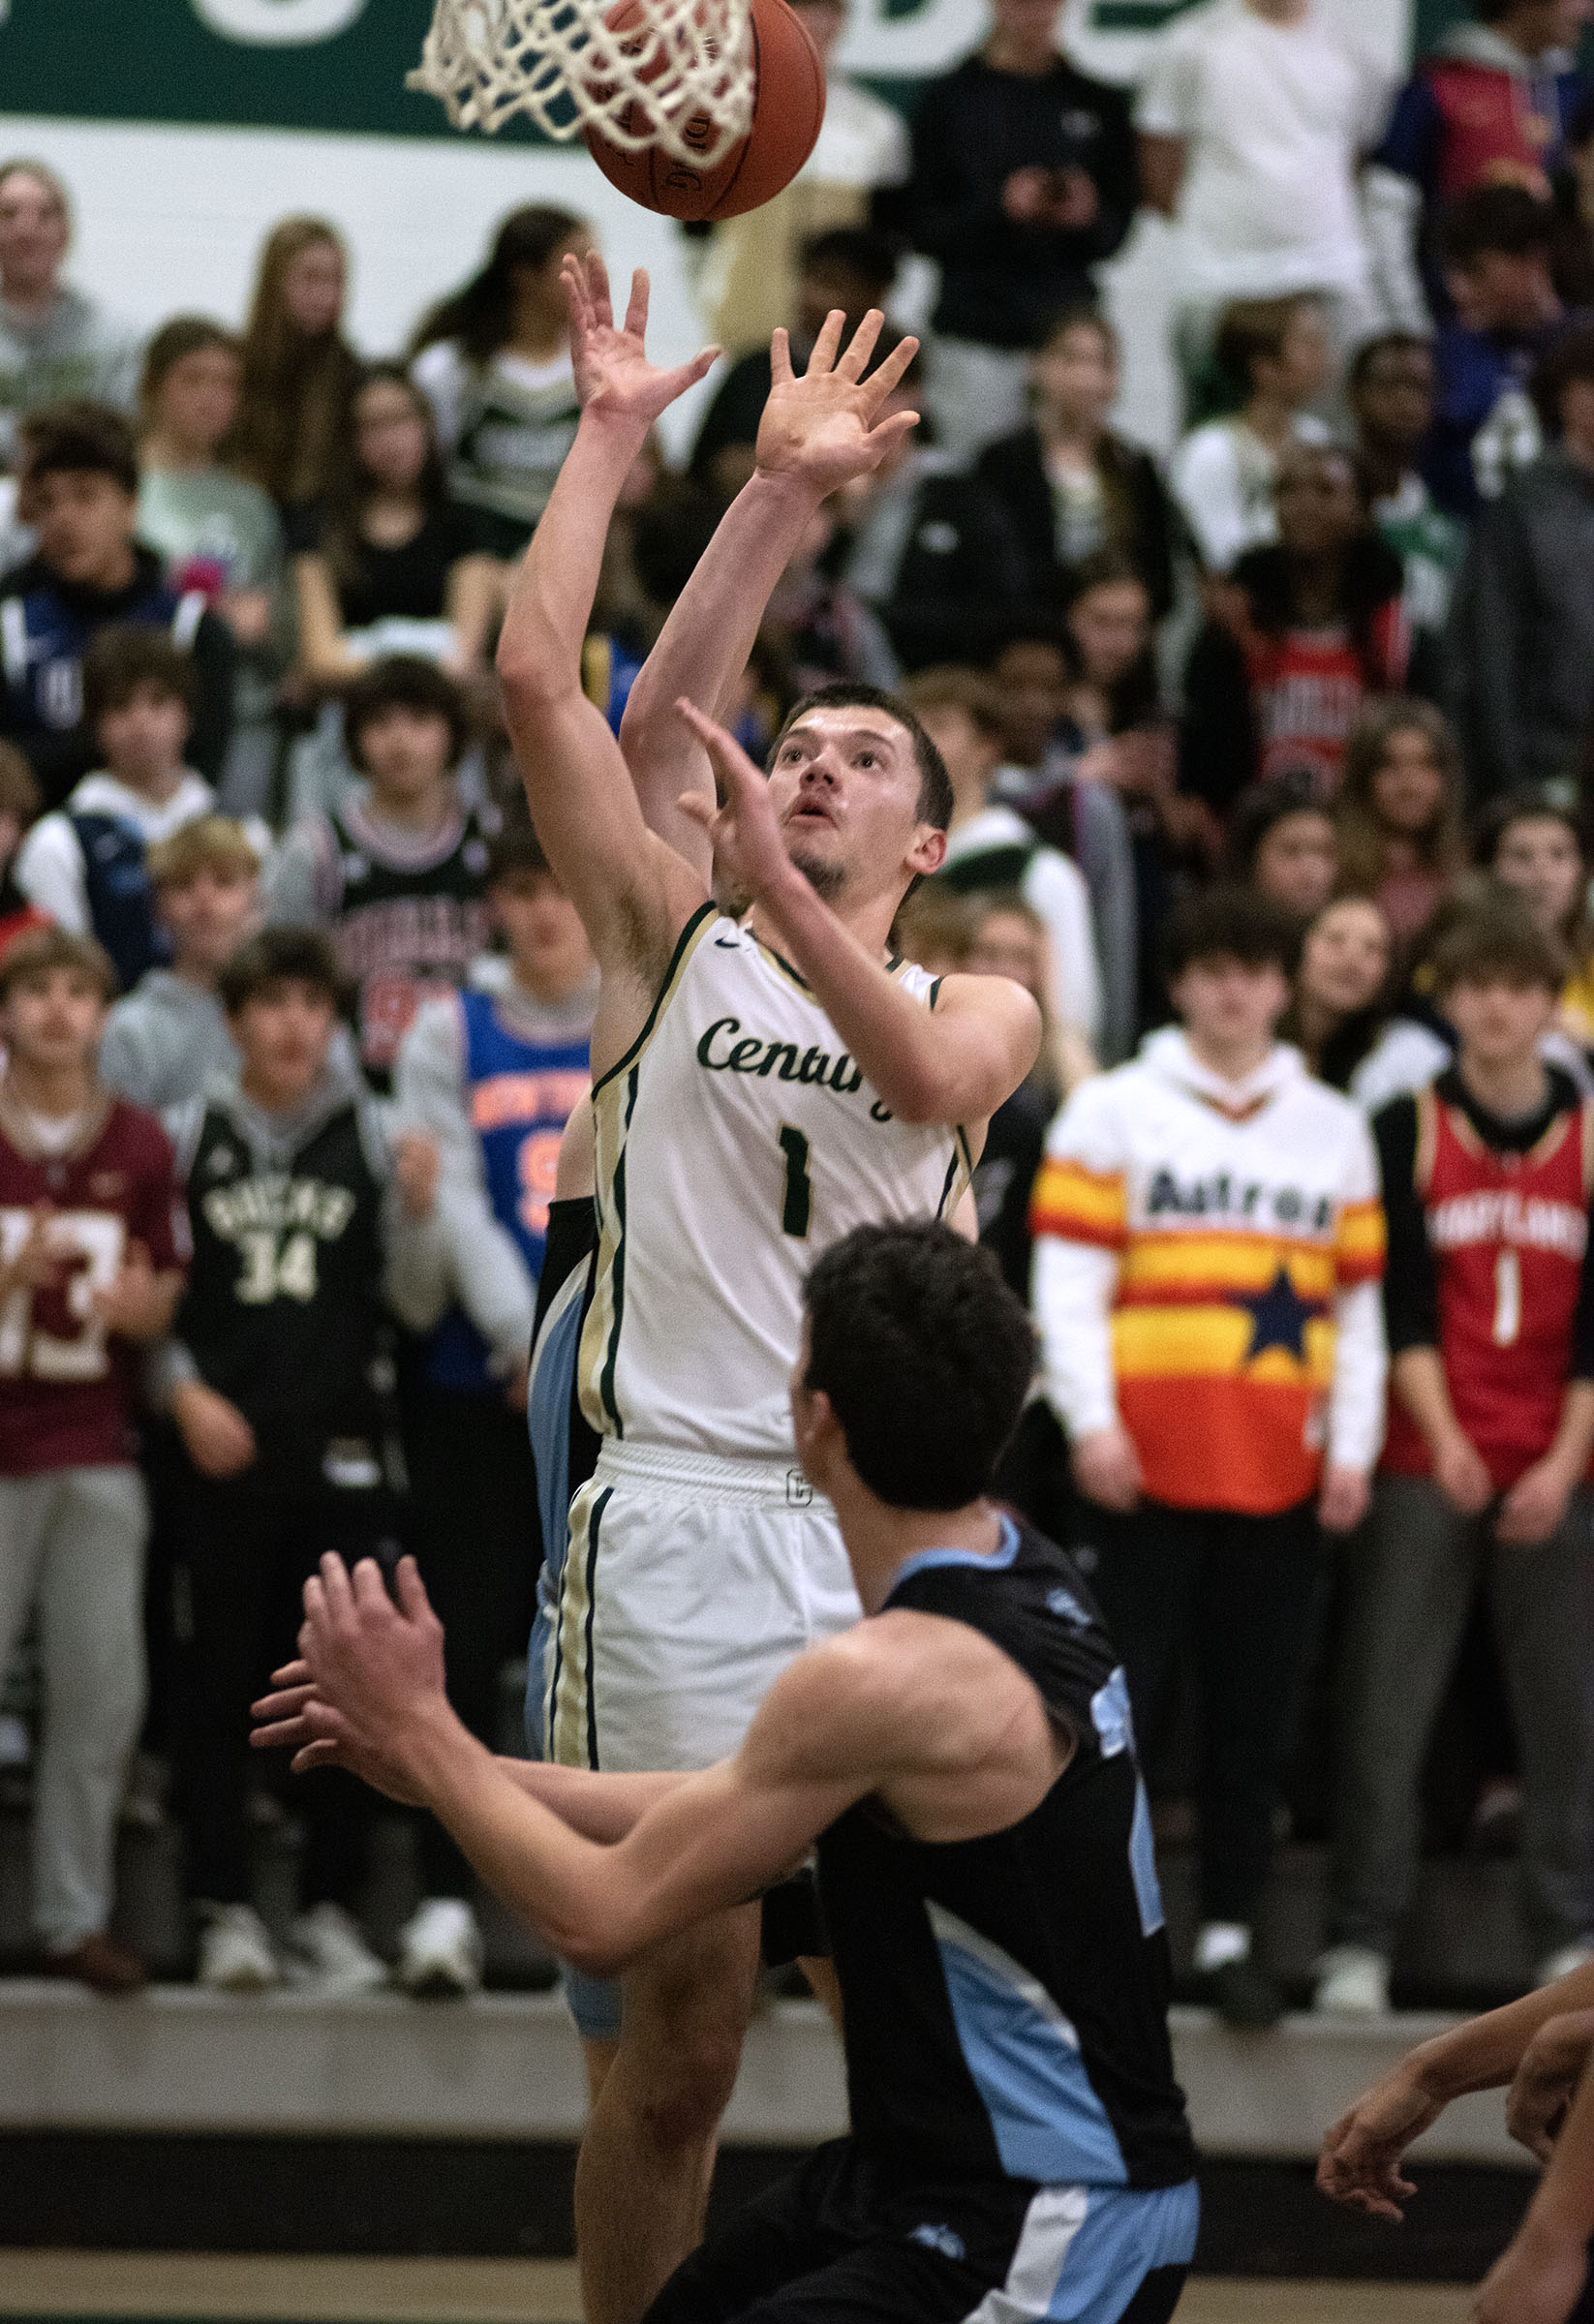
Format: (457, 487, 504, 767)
(1457, 1046, 1549, 1123)
(829, 1479, 1006, 1615)
(746, 893, 898, 965)
(4, 1054, 96, 1120)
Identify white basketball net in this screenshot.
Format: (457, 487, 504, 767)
(409, 0, 756, 168)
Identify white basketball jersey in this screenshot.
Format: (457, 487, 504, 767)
(580, 906, 973, 1458)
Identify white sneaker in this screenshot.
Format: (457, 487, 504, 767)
(1537, 1941, 1594, 1988)
(396, 1897, 484, 1998)
(1313, 1945, 1392, 2017)
(289, 1901, 387, 1995)
(197, 1903, 279, 1993)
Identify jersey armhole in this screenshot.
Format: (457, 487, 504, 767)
(590, 902, 718, 1100)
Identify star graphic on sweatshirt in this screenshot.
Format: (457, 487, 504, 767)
(1232, 1268, 1324, 1362)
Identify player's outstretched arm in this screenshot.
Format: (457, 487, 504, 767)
(259, 1551, 880, 1972)
(677, 701, 1040, 1127)
(497, 253, 717, 972)
(1317, 1962, 1594, 2222)
(618, 310, 919, 878)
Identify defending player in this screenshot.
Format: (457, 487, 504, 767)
(492, 254, 1039, 2324)
(256, 1222, 1199, 2324)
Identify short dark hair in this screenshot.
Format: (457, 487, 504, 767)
(1428, 896, 1566, 994)
(218, 927, 348, 1018)
(803, 1222, 1034, 1510)
(0, 924, 116, 1004)
(768, 683, 954, 833)
(485, 815, 555, 887)
(1439, 184, 1554, 269)
(24, 401, 138, 498)
(1161, 885, 1303, 983)
(343, 656, 469, 773)
(81, 626, 198, 731)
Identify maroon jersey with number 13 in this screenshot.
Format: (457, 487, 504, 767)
(0, 1085, 186, 1476)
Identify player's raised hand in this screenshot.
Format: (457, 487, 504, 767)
(1316, 2064, 1442, 2221)
(755, 309, 920, 496)
(673, 699, 792, 906)
(563, 252, 720, 426)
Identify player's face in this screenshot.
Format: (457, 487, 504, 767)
(158, 867, 261, 974)
(1444, 975, 1559, 1068)
(1300, 899, 1391, 1019)
(356, 707, 454, 803)
(231, 979, 338, 1104)
(490, 872, 595, 998)
(156, 345, 243, 458)
(1492, 815, 1585, 937)
(32, 471, 138, 588)
(1, 968, 106, 1073)
(1253, 810, 1338, 920)
(98, 684, 191, 790)
(1170, 954, 1291, 1054)
(767, 707, 939, 902)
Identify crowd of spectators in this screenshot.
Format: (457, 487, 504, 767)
(1, 0, 1594, 2022)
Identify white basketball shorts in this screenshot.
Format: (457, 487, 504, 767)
(544, 1438, 862, 1774)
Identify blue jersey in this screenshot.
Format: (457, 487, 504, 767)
(424, 988, 591, 1391)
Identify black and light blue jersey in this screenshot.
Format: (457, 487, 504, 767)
(817, 1516, 1194, 2193)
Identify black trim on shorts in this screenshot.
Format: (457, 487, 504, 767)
(583, 1484, 612, 1772)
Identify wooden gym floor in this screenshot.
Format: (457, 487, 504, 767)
(0, 2254, 1478, 2324)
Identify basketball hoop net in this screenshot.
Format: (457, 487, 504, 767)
(409, 0, 756, 168)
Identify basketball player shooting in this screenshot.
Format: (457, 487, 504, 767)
(486, 251, 1041, 2324)
(254, 1222, 1199, 2324)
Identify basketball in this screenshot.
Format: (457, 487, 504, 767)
(582, 0, 824, 222)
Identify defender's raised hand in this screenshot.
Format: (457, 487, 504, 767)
(754, 308, 920, 496)
(563, 252, 719, 427)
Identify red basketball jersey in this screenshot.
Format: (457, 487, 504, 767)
(1383, 1085, 1594, 1488)
(0, 1086, 186, 1476)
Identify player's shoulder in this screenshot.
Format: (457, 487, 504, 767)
(766, 1604, 1025, 1752)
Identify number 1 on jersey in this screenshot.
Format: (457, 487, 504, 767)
(778, 1125, 812, 1238)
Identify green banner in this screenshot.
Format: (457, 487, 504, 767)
(0, 0, 504, 140)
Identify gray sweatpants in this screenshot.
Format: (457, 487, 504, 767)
(1331, 1470, 1594, 1959)
(0, 1466, 147, 1951)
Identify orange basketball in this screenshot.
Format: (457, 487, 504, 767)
(583, 0, 824, 222)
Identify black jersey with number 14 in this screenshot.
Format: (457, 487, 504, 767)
(818, 1516, 1195, 2193)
